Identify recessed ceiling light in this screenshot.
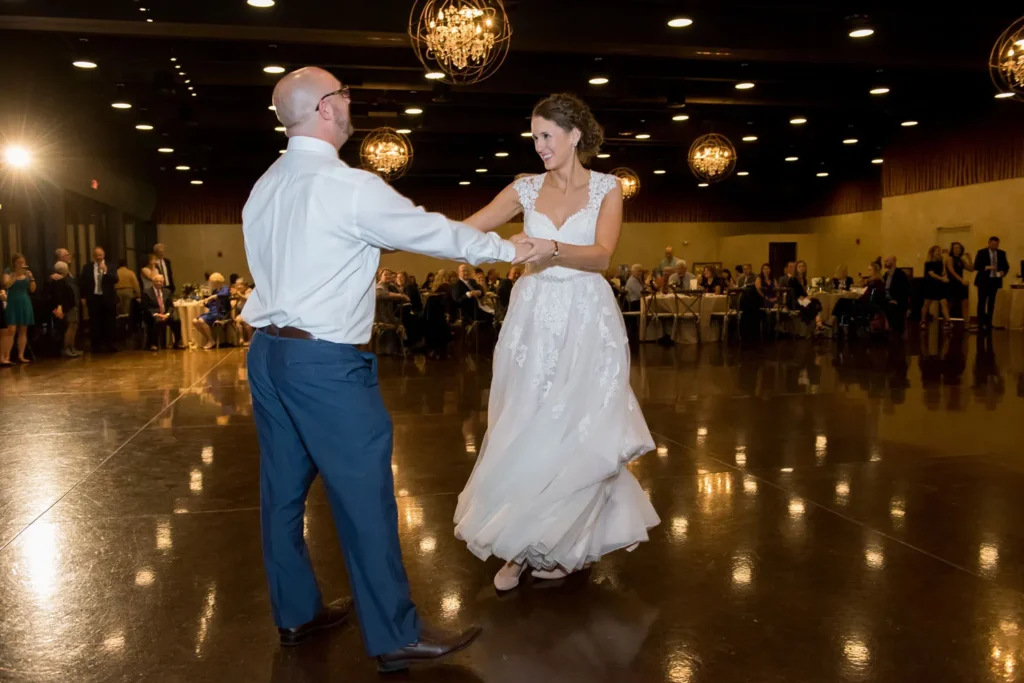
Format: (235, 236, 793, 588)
(405, 108, 423, 115)
(190, 180, 204, 185)
(742, 135, 758, 142)
(668, 18, 693, 28)
(425, 71, 445, 80)
(146, 18, 153, 22)
(247, 0, 276, 6)
(175, 165, 190, 171)
(901, 120, 918, 127)
(697, 182, 709, 187)
(275, 126, 286, 132)
(785, 156, 798, 161)
(843, 138, 858, 144)
(268, 105, 276, 111)
(672, 114, 690, 121)
(170, 58, 177, 62)
(111, 102, 132, 109)
(475, 168, 487, 173)
(180, 72, 187, 76)
(188, 87, 194, 91)
(191, 93, 197, 97)
(73, 60, 97, 69)
(790, 117, 807, 125)
(396, 128, 412, 134)
(735, 82, 755, 90)
(521, 132, 532, 137)
(995, 92, 1015, 99)
(139, 6, 148, 11)
(635, 133, 651, 139)
(816, 172, 829, 177)
(869, 87, 890, 95)
(135, 124, 154, 131)
(459, 181, 471, 185)
(849, 28, 874, 38)
(589, 77, 609, 85)
(158, 147, 174, 153)
(737, 171, 749, 176)
(185, 80, 191, 84)
(653, 170, 666, 175)
(872, 158, 884, 164)
(495, 152, 509, 157)
(597, 153, 610, 159)
(263, 65, 285, 74)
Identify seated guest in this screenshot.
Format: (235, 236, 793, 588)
(736, 264, 755, 287)
(791, 260, 825, 332)
(231, 277, 254, 346)
(142, 273, 183, 350)
(669, 261, 697, 290)
(778, 261, 796, 292)
(485, 268, 501, 292)
(697, 266, 722, 294)
(883, 255, 910, 336)
(47, 261, 83, 358)
(422, 272, 435, 292)
(375, 269, 410, 326)
(398, 272, 421, 314)
(720, 268, 736, 290)
(191, 272, 231, 350)
(115, 258, 141, 316)
(474, 270, 490, 293)
(755, 263, 777, 305)
(454, 264, 492, 323)
(625, 264, 645, 308)
(832, 264, 854, 291)
(495, 266, 522, 322)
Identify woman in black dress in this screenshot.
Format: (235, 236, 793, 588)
(755, 263, 777, 305)
(945, 241, 972, 321)
(791, 260, 825, 331)
(697, 266, 722, 294)
(921, 245, 952, 327)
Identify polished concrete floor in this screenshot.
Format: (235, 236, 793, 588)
(2, 331, 1024, 682)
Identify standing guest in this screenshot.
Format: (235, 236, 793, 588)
(720, 268, 736, 290)
(883, 255, 910, 337)
(50, 249, 81, 357)
(115, 258, 141, 316)
(974, 236, 1010, 331)
(755, 263, 777, 305)
(191, 272, 232, 350)
(240, 66, 525, 668)
(832, 264, 854, 291)
(142, 273, 183, 350)
(153, 243, 175, 291)
(921, 245, 952, 328)
(80, 247, 119, 353)
(1, 254, 35, 364)
(139, 253, 159, 290)
(495, 266, 522, 322)
(697, 265, 721, 294)
(945, 241, 973, 322)
(48, 262, 83, 358)
(655, 245, 681, 275)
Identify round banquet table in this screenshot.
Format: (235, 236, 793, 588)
(814, 289, 863, 322)
(174, 300, 207, 350)
(639, 293, 729, 344)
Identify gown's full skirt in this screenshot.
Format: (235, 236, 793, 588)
(454, 269, 660, 571)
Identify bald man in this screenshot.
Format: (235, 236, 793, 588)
(241, 67, 534, 672)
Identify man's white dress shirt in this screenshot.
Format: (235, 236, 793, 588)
(241, 136, 514, 344)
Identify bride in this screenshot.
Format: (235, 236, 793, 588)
(454, 93, 660, 590)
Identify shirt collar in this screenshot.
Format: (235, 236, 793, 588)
(286, 136, 342, 158)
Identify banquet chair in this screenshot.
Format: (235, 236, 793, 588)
(212, 318, 235, 349)
(371, 300, 406, 356)
(643, 291, 676, 343)
(711, 288, 744, 342)
(673, 289, 703, 343)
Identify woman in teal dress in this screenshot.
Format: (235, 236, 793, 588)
(1, 253, 36, 365)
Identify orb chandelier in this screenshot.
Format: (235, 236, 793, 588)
(610, 168, 640, 200)
(409, 0, 512, 85)
(360, 127, 413, 181)
(688, 133, 737, 183)
(990, 15, 1024, 100)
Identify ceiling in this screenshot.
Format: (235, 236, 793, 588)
(0, 0, 1019, 197)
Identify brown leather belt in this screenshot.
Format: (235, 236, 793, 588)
(260, 324, 317, 340)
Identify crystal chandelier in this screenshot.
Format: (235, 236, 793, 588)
(688, 133, 737, 183)
(360, 128, 413, 181)
(610, 168, 640, 200)
(990, 15, 1024, 100)
(409, 0, 512, 85)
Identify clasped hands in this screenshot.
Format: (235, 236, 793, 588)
(510, 233, 556, 265)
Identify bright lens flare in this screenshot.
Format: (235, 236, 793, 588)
(3, 145, 32, 168)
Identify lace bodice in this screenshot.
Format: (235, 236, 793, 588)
(513, 171, 619, 248)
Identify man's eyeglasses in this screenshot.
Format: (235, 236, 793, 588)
(315, 85, 350, 113)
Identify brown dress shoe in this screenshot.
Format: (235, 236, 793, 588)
(278, 597, 353, 647)
(376, 623, 482, 673)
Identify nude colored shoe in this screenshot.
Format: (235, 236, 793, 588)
(493, 561, 527, 591)
(531, 567, 571, 580)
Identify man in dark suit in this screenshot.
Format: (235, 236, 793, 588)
(153, 243, 175, 292)
(453, 264, 492, 323)
(79, 246, 119, 352)
(974, 236, 1010, 331)
(495, 266, 522, 321)
(883, 255, 910, 337)
(142, 273, 183, 350)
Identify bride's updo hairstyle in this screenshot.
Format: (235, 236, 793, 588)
(532, 93, 604, 164)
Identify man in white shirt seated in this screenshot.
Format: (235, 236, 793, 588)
(240, 66, 534, 672)
(668, 260, 696, 290)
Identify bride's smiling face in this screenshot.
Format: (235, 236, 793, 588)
(531, 116, 579, 171)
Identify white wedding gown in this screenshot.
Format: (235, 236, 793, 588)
(454, 171, 660, 572)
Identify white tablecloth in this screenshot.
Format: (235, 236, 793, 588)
(814, 290, 862, 321)
(174, 300, 207, 349)
(639, 294, 728, 343)
(1007, 288, 1024, 330)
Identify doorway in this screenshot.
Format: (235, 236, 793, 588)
(769, 242, 797, 281)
